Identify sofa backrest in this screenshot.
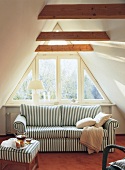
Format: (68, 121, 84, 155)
(20, 104, 102, 127)
(20, 104, 62, 126)
(61, 105, 102, 126)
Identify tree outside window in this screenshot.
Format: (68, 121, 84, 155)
(61, 59, 78, 100)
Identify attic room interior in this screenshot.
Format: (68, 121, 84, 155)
(0, 0, 125, 170)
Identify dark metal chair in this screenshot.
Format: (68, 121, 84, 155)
(102, 144, 125, 170)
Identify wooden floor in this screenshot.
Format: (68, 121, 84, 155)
(0, 135, 125, 170)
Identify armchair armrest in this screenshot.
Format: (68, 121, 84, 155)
(13, 114, 26, 134)
(102, 144, 125, 170)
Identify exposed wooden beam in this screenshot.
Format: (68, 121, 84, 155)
(35, 44, 93, 52)
(36, 32, 110, 41)
(38, 4, 125, 19)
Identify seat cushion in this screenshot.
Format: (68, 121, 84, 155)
(26, 126, 67, 139)
(63, 126, 108, 139)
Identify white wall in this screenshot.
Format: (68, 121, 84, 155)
(0, 0, 46, 108)
(0, 107, 6, 135)
(112, 106, 125, 134)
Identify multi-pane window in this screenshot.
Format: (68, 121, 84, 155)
(8, 55, 109, 104)
(39, 59, 56, 100)
(60, 59, 78, 100)
(13, 71, 32, 100)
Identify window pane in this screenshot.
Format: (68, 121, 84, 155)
(13, 71, 32, 100)
(61, 59, 78, 100)
(84, 70, 103, 99)
(39, 59, 56, 100)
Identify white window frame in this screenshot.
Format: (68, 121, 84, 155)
(6, 53, 111, 105)
(6, 62, 34, 105)
(81, 60, 110, 104)
(37, 53, 58, 105)
(58, 53, 81, 104)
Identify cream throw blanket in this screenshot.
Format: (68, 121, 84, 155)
(80, 126, 103, 154)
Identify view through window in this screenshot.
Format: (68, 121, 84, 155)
(61, 59, 78, 100)
(8, 55, 108, 104)
(84, 70, 103, 100)
(39, 59, 56, 100)
(13, 71, 32, 100)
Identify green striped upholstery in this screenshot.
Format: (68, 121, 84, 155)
(66, 138, 87, 152)
(26, 126, 67, 139)
(103, 118, 119, 152)
(0, 140, 40, 163)
(66, 138, 108, 152)
(26, 126, 107, 139)
(20, 104, 62, 126)
(39, 138, 66, 152)
(61, 105, 102, 126)
(63, 126, 108, 139)
(13, 104, 119, 152)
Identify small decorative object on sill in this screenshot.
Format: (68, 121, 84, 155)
(71, 98, 76, 103)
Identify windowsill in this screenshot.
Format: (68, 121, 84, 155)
(4, 102, 116, 108)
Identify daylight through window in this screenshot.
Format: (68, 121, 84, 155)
(60, 59, 78, 100)
(8, 54, 109, 105)
(13, 71, 32, 100)
(84, 70, 103, 100)
(39, 59, 56, 100)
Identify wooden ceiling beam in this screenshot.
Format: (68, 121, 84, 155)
(36, 32, 110, 41)
(38, 4, 125, 19)
(35, 44, 93, 52)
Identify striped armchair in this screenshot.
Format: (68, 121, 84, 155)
(13, 104, 119, 152)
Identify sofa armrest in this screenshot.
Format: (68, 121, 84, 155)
(13, 115, 26, 134)
(103, 118, 119, 151)
(103, 118, 119, 130)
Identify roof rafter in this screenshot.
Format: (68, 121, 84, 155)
(36, 32, 110, 41)
(38, 4, 125, 19)
(35, 44, 93, 52)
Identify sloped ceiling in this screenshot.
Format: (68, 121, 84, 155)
(0, 0, 125, 120)
(0, 0, 46, 106)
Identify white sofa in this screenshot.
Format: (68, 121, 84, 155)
(13, 104, 119, 152)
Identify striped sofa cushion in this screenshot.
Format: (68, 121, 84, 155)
(26, 126, 67, 139)
(62, 126, 108, 139)
(61, 105, 102, 126)
(20, 104, 62, 126)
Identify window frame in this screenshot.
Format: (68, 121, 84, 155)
(81, 61, 110, 104)
(37, 54, 57, 104)
(58, 54, 81, 104)
(7, 62, 34, 105)
(6, 53, 111, 105)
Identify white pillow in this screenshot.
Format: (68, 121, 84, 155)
(94, 112, 112, 128)
(76, 118, 96, 128)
